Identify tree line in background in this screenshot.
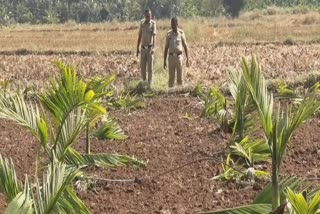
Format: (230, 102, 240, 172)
(0, 0, 319, 25)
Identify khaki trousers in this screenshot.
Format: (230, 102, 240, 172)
(168, 55, 183, 87)
(140, 48, 154, 85)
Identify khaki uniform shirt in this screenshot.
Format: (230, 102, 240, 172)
(139, 19, 156, 47)
(165, 28, 187, 54)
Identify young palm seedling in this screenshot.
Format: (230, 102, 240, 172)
(204, 57, 320, 213)
(0, 154, 90, 214)
(197, 67, 270, 182)
(0, 61, 145, 212)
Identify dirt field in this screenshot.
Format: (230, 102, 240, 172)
(0, 11, 320, 213)
(0, 95, 319, 213)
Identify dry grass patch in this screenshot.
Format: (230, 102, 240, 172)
(0, 44, 319, 92)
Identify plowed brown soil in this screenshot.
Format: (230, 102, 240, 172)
(0, 95, 319, 213)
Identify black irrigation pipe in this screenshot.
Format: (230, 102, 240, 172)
(81, 177, 137, 183)
(81, 151, 236, 184)
(305, 178, 320, 181)
(82, 157, 221, 184)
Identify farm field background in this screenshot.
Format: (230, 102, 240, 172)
(1, 11, 320, 91)
(0, 9, 320, 213)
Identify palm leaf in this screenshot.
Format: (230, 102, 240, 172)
(241, 56, 273, 139)
(254, 176, 320, 204)
(211, 154, 245, 181)
(54, 108, 88, 162)
(230, 142, 250, 163)
(308, 81, 320, 93)
(40, 61, 106, 126)
(276, 81, 296, 98)
(5, 179, 33, 214)
(3, 154, 90, 214)
(112, 93, 145, 110)
(58, 187, 90, 214)
(0, 155, 21, 201)
(39, 62, 88, 124)
(33, 159, 89, 214)
(0, 93, 45, 144)
(201, 87, 227, 126)
(201, 204, 272, 214)
(94, 118, 127, 140)
(276, 96, 320, 168)
(230, 137, 270, 165)
(86, 75, 115, 99)
(40, 61, 107, 156)
(246, 140, 270, 163)
(229, 70, 256, 140)
(307, 191, 320, 214)
(286, 188, 320, 214)
(286, 188, 309, 214)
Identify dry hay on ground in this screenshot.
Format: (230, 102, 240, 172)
(0, 44, 319, 91)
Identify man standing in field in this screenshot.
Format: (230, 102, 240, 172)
(163, 17, 190, 88)
(136, 9, 157, 87)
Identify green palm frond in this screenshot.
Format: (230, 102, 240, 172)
(0, 61, 146, 213)
(308, 81, 320, 93)
(212, 154, 245, 181)
(201, 204, 272, 214)
(3, 154, 90, 214)
(0, 93, 45, 144)
(230, 142, 250, 163)
(0, 80, 10, 93)
(0, 155, 21, 201)
(241, 56, 320, 210)
(201, 87, 227, 126)
(246, 139, 270, 163)
(275, 96, 320, 168)
(5, 179, 33, 214)
(193, 84, 207, 100)
(86, 75, 115, 99)
(39, 61, 108, 158)
(286, 188, 320, 214)
(64, 148, 146, 168)
(276, 81, 296, 98)
(286, 188, 309, 214)
(307, 192, 320, 214)
(33, 159, 89, 214)
(94, 117, 127, 140)
(241, 56, 273, 139)
(229, 70, 256, 141)
(230, 137, 270, 165)
(58, 187, 90, 214)
(36, 117, 49, 147)
(254, 176, 320, 205)
(54, 108, 88, 161)
(40, 61, 106, 125)
(111, 93, 145, 110)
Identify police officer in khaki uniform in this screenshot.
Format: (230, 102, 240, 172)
(136, 9, 157, 87)
(164, 17, 190, 88)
